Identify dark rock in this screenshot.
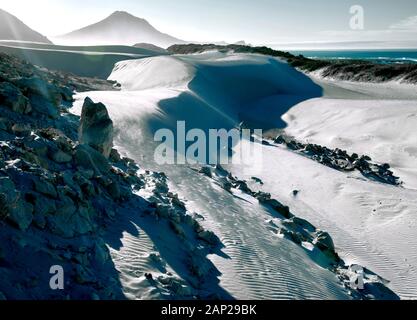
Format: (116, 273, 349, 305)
(33, 177, 57, 198)
(11, 123, 31, 137)
(197, 230, 220, 246)
(74, 144, 111, 175)
(0, 82, 31, 114)
(145, 273, 153, 280)
(0, 118, 10, 131)
(314, 230, 339, 262)
(199, 166, 212, 177)
(79, 97, 114, 158)
(0, 192, 8, 220)
(109, 148, 122, 163)
(107, 181, 121, 200)
(292, 217, 316, 232)
(59, 86, 74, 102)
(14, 76, 62, 106)
(28, 93, 59, 119)
(251, 177, 264, 185)
(0, 178, 34, 231)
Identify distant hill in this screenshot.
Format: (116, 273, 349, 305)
(0, 42, 166, 79)
(0, 8, 52, 44)
(57, 11, 184, 48)
(168, 44, 417, 84)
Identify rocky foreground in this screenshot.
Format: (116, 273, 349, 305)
(0, 53, 224, 300)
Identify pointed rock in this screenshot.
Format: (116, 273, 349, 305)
(79, 97, 114, 158)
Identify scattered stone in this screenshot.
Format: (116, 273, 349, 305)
(109, 148, 122, 162)
(314, 230, 339, 261)
(11, 123, 31, 137)
(273, 135, 400, 185)
(251, 177, 264, 185)
(292, 217, 316, 232)
(198, 166, 212, 177)
(59, 86, 74, 102)
(0, 82, 31, 114)
(197, 230, 220, 247)
(145, 273, 154, 281)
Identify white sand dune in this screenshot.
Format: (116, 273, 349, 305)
(283, 98, 417, 189)
(279, 78, 417, 298)
(72, 51, 417, 299)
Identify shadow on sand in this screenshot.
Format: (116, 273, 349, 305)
(104, 194, 234, 300)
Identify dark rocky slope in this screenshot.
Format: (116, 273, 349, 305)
(0, 53, 228, 300)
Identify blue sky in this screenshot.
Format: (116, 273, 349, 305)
(1, 0, 417, 45)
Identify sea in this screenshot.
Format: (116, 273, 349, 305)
(289, 50, 417, 64)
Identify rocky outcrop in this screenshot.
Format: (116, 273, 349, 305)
(273, 135, 400, 186)
(1, 52, 225, 300)
(79, 97, 114, 158)
(0, 53, 130, 299)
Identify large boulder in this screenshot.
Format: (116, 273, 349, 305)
(74, 144, 111, 175)
(33, 177, 58, 199)
(47, 197, 95, 238)
(28, 94, 59, 119)
(14, 76, 62, 106)
(12, 76, 62, 119)
(0, 177, 33, 231)
(313, 230, 339, 262)
(79, 97, 114, 158)
(0, 82, 31, 114)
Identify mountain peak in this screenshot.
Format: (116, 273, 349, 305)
(58, 10, 184, 47)
(107, 11, 146, 22)
(109, 11, 133, 18)
(0, 8, 52, 43)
